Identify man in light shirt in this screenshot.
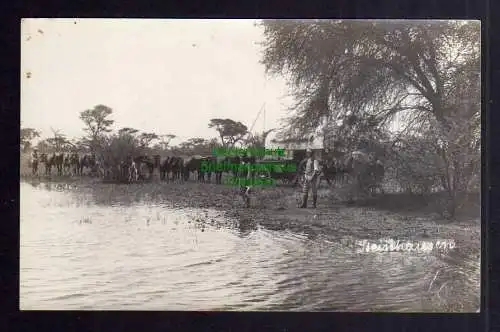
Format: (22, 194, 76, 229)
(300, 148, 322, 208)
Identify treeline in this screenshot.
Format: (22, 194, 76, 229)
(261, 20, 480, 217)
(21, 106, 273, 164)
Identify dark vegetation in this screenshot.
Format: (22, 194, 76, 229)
(261, 20, 480, 219)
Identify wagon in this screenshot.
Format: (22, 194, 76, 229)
(252, 159, 299, 185)
(258, 149, 339, 187)
(264, 135, 325, 185)
(253, 152, 312, 187)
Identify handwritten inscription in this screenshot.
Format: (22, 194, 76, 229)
(355, 239, 456, 253)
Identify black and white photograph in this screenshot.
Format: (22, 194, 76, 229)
(20, 19, 481, 312)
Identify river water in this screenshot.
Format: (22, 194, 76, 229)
(20, 181, 480, 311)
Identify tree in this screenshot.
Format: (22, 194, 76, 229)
(157, 134, 177, 150)
(99, 133, 140, 181)
(207, 137, 220, 150)
(328, 113, 390, 157)
(96, 127, 145, 181)
(174, 137, 221, 156)
(118, 127, 139, 136)
(262, 20, 479, 137)
(35, 139, 51, 153)
(116, 127, 140, 149)
(387, 134, 443, 194)
(245, 129, 275, 150)
(187, 138, 208, 146)
(208, 118, 248, 147)
(20, 127, 40, 152)
(79, 105, 114, 152)
(138, 132, 159, 149)
(261, 20, 480, 217)
(72, 138, 90, 153)
(47, 128, 73, 152)
(177, 137, 210, 155)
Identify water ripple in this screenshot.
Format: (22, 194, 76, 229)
(20, 181, 479, 311)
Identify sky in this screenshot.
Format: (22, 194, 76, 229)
(21, 19, 294, 146)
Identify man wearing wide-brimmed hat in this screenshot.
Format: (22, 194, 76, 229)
(300, 148, 321, 208)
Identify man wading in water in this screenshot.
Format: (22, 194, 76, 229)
(300, 148, 322, 208)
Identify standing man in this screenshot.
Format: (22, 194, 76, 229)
(31, 148, 39, 175)
(300, 148, 322, 208)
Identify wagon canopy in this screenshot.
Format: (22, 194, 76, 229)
(191, 155, 206, 160)
(268, 133, 325, 160)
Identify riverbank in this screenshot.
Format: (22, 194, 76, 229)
(21, 176, 480, 250)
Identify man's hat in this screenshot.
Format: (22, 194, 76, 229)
(306, 148, 312, 153)
(33, 148, 38, 151)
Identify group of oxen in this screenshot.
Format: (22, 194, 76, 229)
(30, 149, 386, 192)
(156, 153, 386, 189)
(100, 154, 264, 184)
(150, 155, 251, 184)
(33, 152, 97, 177)
(38, 154, 239, 183)
(132, 151, 387, 192)
(30, 152, 227, 183)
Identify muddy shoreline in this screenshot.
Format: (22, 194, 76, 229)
(21, 175, 481, 256)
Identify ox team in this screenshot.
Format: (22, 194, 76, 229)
(28, 148, 332, 209)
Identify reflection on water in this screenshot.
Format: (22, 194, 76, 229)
(20, 181, 480, 311)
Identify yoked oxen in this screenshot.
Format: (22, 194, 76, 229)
(153, 155, 161, 179)
(52, 152, 65, 176)
(214, 155, 258, 185)
(183, 156, 215, 182)
(39, 152, 63, 176)
(40, 153, 52, 175)
(133, 155, 156, 180)
(291, 150, 356, 188)
(265, 160, 297, 185)
(161, 156, 184, 182)
(206, 155, 228, 184)
(95, 156, 112, 180)
(78, 154, 97, 176)
(30, 151, 39, 175)
(63, 154, 72, 176)
(211, 156, 226, 184)
(118, 156, 139, 183)
(159, 156, 172, 181)
(69, 152, 80, 176)
(171, 157, 185, 182)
